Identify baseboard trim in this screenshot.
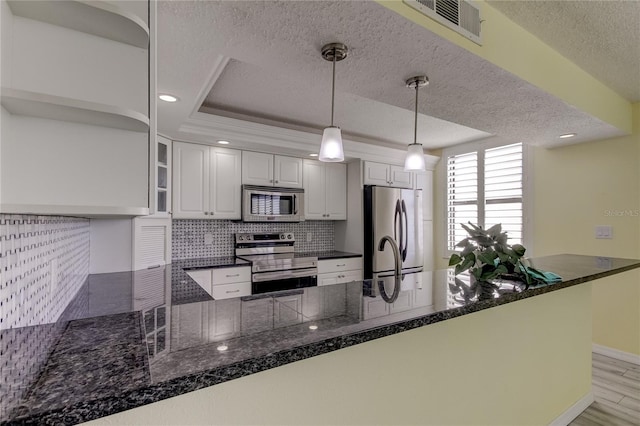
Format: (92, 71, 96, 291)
(548, 391, 594, 426)
(593, 343, 640, 365)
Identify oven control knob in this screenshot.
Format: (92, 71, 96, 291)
(287, 234, 292, 239)
(280, 235, 285, 239)
(239, 236, 244, 241)
(246, 235, 252, 240)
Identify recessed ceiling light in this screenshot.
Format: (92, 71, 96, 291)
(309, 325, 318, 330)
(309, 153, 318, 157)
(559, 133, 577, 139)
(217, 345, 228, 351)
(159, 94, 179, 102)
(217, 140, 230, 145)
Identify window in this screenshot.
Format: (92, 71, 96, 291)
(446, 142, 525, 251)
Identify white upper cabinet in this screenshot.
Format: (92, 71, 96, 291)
(363, 162, 412, 188)
(149, 135, 172, 217)
(242, 152, 303, 188)
(303, 160, 346, 220)
(172, 142, 241, 219)
(209, 148, 242, 218)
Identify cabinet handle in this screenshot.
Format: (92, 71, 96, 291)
(204, 212, 209, 215)
(210, 212, 214, 215)
(226, 289, 240, 294)
(226, 274, 240, 277)
(275, 180, 279, 184)
(336, 264, 346, 267)
(270, 179, 274, 183)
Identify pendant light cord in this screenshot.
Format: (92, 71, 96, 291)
(413, 83, 418, 145)
(331, 50, 336, 127)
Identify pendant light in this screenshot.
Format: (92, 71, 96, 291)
(319, 43, 348, 162)
(404, 75, 429, 171)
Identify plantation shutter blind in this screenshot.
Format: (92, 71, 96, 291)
(447, 142, 524, 251)
(447, 151, 478, 250)
(484, 143, 523, 244)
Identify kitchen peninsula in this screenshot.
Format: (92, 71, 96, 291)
(2, 254, 639, 425)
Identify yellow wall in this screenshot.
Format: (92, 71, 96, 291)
(86, 284, 592, 425)
(533, 104, 640, 356)
(377, 0, 632, 133)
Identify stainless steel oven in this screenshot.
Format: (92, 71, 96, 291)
(235, 233, 317, 295)
(242, 185, 304, 222)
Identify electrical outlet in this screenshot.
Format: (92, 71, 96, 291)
(306, 232, 312, 242)
(204, 233, 214, 245)
(595, 226, 613, 239)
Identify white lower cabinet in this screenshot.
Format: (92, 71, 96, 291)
(186, 266, 251, 300)
(172, 299, 241, 349)
(274, 293, 303, 328)
(362, 296, 390, 320)
(363, 272, 429, 319)
(317, 257, 363, 286)
(207, 299, 241, 341)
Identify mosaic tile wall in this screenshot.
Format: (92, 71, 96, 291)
(0, 214, 90, 330)
(172, 220, 335, 260)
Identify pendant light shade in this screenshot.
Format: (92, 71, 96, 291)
(319, 126, 345, 162)
(404, 75, 429, 171)
(404, 143, 426, 170)
(319, 43, 348, 162)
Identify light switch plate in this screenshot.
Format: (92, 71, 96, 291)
(306, 232, 312, 242)
(204, 233, 214, 245)
(595, 226, 613, 239)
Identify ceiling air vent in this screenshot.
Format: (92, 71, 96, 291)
(404, 0, 482, 45)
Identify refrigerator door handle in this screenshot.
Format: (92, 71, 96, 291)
(394, 200, 403, 253)
(401, 199, 408, 261)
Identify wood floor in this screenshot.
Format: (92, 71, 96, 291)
(570, 352, 640, 426)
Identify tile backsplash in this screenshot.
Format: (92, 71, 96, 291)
(172, 220, 335, 260)
(0, 214, 90, 330)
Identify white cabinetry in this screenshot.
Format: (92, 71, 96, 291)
(132, 217, 171, 270)
(0, 0, 152, 217)
(317, 257, 363, 286)
(150, 135, 171, 216)
(242, 152, 303, 188)
(186, 266, 251, 300)
(172, 142, 242, 219)
(363, 162, 412, 188)
(303, 160, 347, 220)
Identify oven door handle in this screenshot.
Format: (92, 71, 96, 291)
(252, 268, 317, 282)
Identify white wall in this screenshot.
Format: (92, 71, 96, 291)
(90, 219, 132, 273)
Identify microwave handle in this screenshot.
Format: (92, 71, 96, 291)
(293, 194, 298, 215)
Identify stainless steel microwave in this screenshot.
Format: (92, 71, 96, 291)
(242, 185, 305, 222)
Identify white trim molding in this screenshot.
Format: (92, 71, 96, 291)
(593, 343, 640, 365)
(548, 391, 594, 426)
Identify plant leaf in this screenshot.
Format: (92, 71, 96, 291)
(512, 244, 526, 257)
(448, 253, 462, 266)
(486, 223, 502, 237)
(455, 238, 469, 248)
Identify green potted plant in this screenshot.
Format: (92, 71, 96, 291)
(448, 222, 540, 300)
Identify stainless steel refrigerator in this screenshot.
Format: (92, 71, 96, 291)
(364, 185, 423, 302)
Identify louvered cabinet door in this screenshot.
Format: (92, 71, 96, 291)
(132, 217, 171, 270)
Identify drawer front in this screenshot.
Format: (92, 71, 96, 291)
(317, 257, 362, 274)
(210, 281, 251, 300)
(212, 266, 251, 285)
(186, 269, 212, 291)
(318, 269, 363, 287)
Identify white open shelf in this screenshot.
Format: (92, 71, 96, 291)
(1, 88, 149, 132)
(0, 203, 150, 218)
(7, 0, 149, 48)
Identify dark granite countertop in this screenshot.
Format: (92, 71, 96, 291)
(2, 254, 639, 425)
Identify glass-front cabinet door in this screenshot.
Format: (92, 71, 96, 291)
(151, 134, 172, 216)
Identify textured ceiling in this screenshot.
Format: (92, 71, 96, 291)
(157, 1, 626, 151)
(489, 0, 640, 102)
